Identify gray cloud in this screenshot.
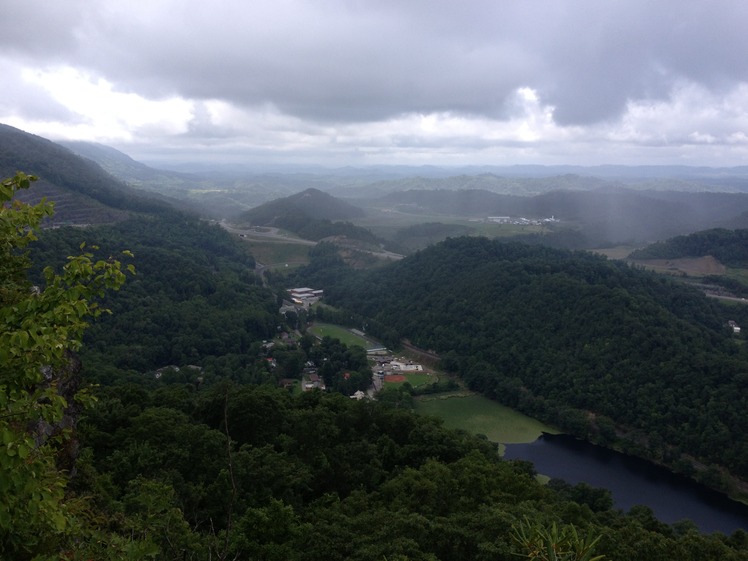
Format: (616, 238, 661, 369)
(3, 0, 748, 165)
(0, 0, 88, 59)
(45, 0, 743, 125)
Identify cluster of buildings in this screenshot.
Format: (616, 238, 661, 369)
(304, 371, 325, 391)
(483, 215, 560, 226)
(369, 353, 425, 375)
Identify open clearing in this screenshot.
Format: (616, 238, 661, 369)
(245, 242, 311, 270)
(308, 322, 373, 349)
(414, 393, 558, 451)
(629, 255, 726, 276)
(593, 246, 640, 260)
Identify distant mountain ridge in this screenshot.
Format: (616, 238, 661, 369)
(59, 140, 191, 183)
(13, 131, 748, 233)
(140, 159, 748, 184)
(60, 140, 315, 218)
(0, 124, 173, 224)
(629, 228, 748, 267)
(371, 188, 748, 246)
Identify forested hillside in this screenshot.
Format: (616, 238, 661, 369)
(629, 228, 748, 267)
(239, 187, 400, 255)
(0, 124, 176, 222)
(294, 237, 748, 490)
(74, 378, 748, 560)
(30, 212, 280, 383)
(242, 187, 366, 224)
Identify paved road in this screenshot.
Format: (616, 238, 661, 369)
(221, 220, 404, 260)
(220, 221, 318, 246)
(705, 293, 748, 304)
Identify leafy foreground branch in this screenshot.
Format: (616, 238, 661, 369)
(0, 172, 133, 559)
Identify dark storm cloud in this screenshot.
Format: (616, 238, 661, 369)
(68, 1, 533, 122)
(535, 2, 748, 124)
(40, 0, 741, 126)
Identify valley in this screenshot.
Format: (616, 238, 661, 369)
(6, 125, 748, 558)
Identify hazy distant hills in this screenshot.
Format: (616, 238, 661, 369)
(629, 228, 748, 268)
(11, 128, 748, 243)
(145, 159, 748, 185)
(529, 190, 748, 244)
(348, 173, 617, 198)
(367, 188, 748, 246)
(0, 124, 177, 224)
(61, 141, 316, 218)
(59, 140, 191, 184)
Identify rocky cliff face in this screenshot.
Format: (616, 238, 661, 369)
(30, 350, 83, 474)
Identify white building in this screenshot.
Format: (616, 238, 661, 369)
(289, 287, 324, 306)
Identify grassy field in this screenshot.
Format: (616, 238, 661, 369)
(593, 246, 641, 260)
(414, 393, 558, 450)
(725, 268, 748, 286)
(308, 322, 373, 349)
(351, 209, 458, 235)
(244, 241, 311, 270)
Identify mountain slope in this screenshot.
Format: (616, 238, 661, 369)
(239, 188, 388, 251)
(61, 141, 337, 219)
(242, 187, 366, 225)
(629, 228, 748, 268)
(0, 124, 172, 223)
(59, 140, 183, 183)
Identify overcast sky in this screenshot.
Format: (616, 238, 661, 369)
(2, 0, 748, 167)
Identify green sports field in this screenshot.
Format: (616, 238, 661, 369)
(308, 322, 373, 349)
(414, 393, 558, 449)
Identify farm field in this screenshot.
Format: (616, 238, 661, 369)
(244, 241, 311, 271)
(629, 255, 727, 276)
(414, 392, 558, 450)
(593, 245, 640, 260)
(725, 268, 748, 286)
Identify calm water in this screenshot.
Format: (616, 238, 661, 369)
(504, 433, 748, 534)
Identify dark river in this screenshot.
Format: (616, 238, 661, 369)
(503, 433, 748, 534)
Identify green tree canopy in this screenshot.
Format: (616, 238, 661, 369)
(0, 172, 132, 559)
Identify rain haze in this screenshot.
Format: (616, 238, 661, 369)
(2, 0, 748, 168)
